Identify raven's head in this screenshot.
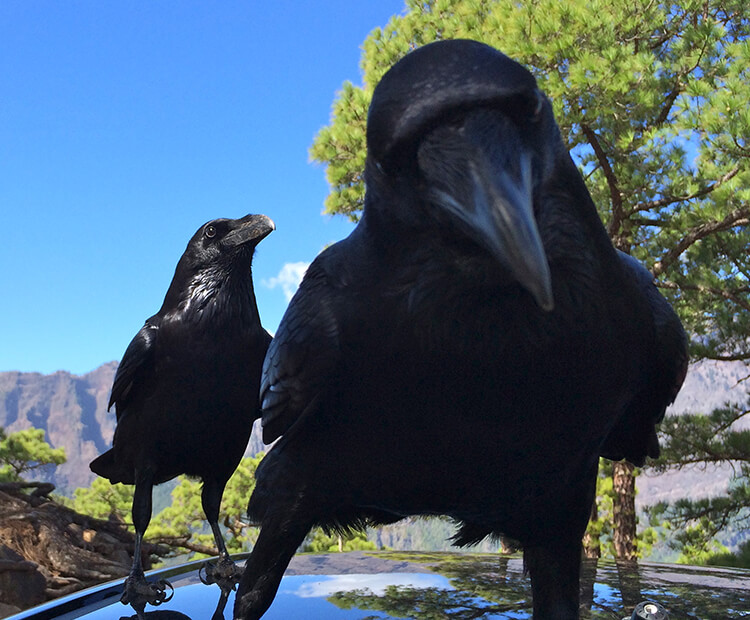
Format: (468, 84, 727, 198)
(164, 214, 275, 316)
(183, 213, 275, 271)
(365, 39, 563, 311)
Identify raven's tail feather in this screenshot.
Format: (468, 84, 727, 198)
(89, 450, 134, 485)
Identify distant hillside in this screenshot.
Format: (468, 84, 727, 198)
(0, 363, 265, 495)
(637, 358, 749, 510)
(0, 358, 747, 512)
(0, 363, 117, 494)
(669, 358, 749, 416)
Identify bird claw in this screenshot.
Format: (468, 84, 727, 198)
(199, 557, 243, 589)
(120, 575, 174, 610)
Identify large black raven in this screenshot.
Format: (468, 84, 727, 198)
(90, 214, 273, 614)
(234, 41, 687, 620)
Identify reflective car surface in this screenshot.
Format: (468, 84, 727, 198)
(7, 551, 750, 619)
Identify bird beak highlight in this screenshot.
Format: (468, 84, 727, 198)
(469, 151, 553, 311)
(223, 214, 276, 247)
(424, 124, 554, 312)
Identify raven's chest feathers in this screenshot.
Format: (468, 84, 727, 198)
(337, 239, 645, 434)
(380, 244, 611, 360)
(171, 264, 260, 329)
(156, 266, 266, 386)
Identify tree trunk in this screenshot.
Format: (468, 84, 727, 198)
(612, 461, 637, 560)
(582, 500, 601, 559)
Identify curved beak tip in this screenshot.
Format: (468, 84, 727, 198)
(252, 214, 275, 239)
(536, 289, 555, 313)
(524, 263, 554, 313)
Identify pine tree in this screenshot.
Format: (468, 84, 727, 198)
(0, 427, 66, 483)
(646, 400, 750, 566)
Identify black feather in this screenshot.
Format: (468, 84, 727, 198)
(90, 213, 273, 605)
(235, 41, 687, 620)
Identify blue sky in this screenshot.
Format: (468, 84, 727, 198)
(1, 1, 406, 375)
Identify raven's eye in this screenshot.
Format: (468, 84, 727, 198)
(204, 225, 217, 239)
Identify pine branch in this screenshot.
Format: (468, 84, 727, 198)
(629, 217, 667, 227)
(635, 167, 740, 213)
(652, 206, 750, 275)
(704, 352, 750, 362)
(580, 123, 624, 243)
(666, 496, 746, 530)
(656, 280, 750, 313)
(653, 80, 682, 127)
(149, 535, 218, 557)
(658, 435, 743, 466)
(715, 409, 750, 434)
(0, 481, 55, 497)
(656, 408, 750, 469)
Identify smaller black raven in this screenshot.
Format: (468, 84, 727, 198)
(90, 214, 273, 615)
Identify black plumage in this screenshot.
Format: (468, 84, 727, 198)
(90, 214, 273, 613)
(234, 40, 687, 620)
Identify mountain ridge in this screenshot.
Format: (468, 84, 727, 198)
(0, 362, 118, 493)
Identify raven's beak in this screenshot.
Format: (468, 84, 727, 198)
(469, 149, 553, 311)
(423, 121, 554, 312)
(223, 214, 275, 247)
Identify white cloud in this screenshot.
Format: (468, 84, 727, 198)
(263, 262, 309, 301)
(287, 573, 450, 598)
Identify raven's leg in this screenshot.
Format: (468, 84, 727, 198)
(233, 505, 314, 620)
(524, 538, 582, 619)
(121, 469, 172, 613)
(200, 476, 242, 585)
(524, 461, 598, 620)
(211, 585, 232, 620)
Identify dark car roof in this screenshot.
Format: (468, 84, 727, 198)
(7, 551, 750, 619)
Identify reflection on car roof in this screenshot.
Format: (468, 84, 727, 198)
(8, 551, 750, 619)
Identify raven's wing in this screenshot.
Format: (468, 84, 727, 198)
(601, 252, 688, 465)
(260, 260, 344, 444)
(617, 251, 688, 411)
(108, 316, 159, 418)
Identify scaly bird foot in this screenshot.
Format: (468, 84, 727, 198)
(120, 572, 174, 615)
(199, 555, 243, 589)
